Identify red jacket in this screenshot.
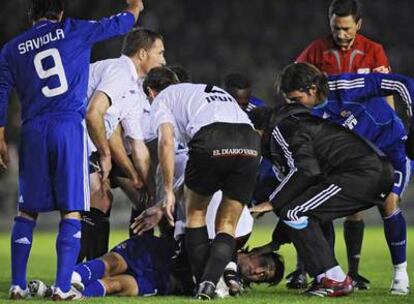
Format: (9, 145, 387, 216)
(296, 34, 390, 75)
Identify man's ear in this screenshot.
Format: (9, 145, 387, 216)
(138, 48, 147, 61)
(309, 84, 318, 96)
(356, 18, 362, 31)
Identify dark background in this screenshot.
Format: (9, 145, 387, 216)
(0, 0, 413, 227)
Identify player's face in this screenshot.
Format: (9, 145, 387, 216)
(285, 87, 319, 108)
(234, 88, 251, 110)
(142, 39, 166, 74)
(330, 14, 361, 51)
(239, 254, 276, 283)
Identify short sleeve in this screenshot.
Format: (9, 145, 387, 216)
(94, 65, 131, 106)
(151, 90, 176, 135)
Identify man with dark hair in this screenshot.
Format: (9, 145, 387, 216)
(0, 0, 143, 300)
(139, 67, 261, 300)
(223, 72, 266, 112)
(295, 0, 394, 290)
(81, 27, 166, 262)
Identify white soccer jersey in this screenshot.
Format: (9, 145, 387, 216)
(137, 77, 157, 142)
(151, 83, 252, 144)
(87, 55, 144, 154)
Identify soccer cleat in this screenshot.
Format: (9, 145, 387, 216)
(9, 285, 30, 300)
(195, 281, 216, 300)
(390, 272, 410, 295)
(348, 272, 370, 290)
(51, 285, 82, 301)
(223, 269, 243, 296)
(28, 280, 53, 297)
(305, 276, 353, 297)
(70, 272, 85, 294)
(285, 269, 308, 289)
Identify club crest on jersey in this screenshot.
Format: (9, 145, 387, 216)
(340, 110, 351, 118)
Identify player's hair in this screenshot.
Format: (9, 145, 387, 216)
(223, 72, 252, 97)
(143, 67, 180, 96)
(240, 248, 285, 286)
(328, 0, 362, 22)
(122, 28, 164, 57)
(28, 0, 64, 22)
(168, 65, 192, 83)
(277, 63, 329, 102)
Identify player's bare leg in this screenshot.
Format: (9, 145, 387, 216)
(101, 274, 139, 296)
(78, 172, 112, 262)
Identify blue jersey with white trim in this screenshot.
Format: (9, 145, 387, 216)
(246, 96, 266, 112)
(0, 12, 135, 126)
(312, 73, 414, 150)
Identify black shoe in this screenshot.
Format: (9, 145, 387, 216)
(348, 273, 370, 290)
(195, 281, 216, 300)
(223, 269, 243, 296)
(286, 270, 308, 289)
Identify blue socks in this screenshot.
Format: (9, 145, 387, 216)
(82, 280, 106, 297)
(73, 259, 106, 286)
(383, 209, 406, 265)
(55, 219, 81, 292)
(11, 216, 36, 289)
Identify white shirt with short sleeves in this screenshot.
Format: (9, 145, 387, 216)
(137, 77, 157, 143)
(151, 83, 252, 144)
(87, 55, 144, 154)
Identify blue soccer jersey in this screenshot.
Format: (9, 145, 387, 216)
(313, 73, 414, 195)
(111, 234, 175, 296)
(0, 12, 135, 212)
(0, 12, 135, 125)
(245, 96, 266, 113)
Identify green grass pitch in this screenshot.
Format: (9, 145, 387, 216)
(0, 226, 412, 303)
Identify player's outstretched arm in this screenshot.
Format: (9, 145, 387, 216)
(126, 0, 144, 22)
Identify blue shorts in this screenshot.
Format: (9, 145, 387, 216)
(382, 141, 411, 197)
(111, 235, 173, 296)
(18, 113, 90, 213)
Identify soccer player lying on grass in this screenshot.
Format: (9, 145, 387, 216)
(29, 233, 285, 298)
